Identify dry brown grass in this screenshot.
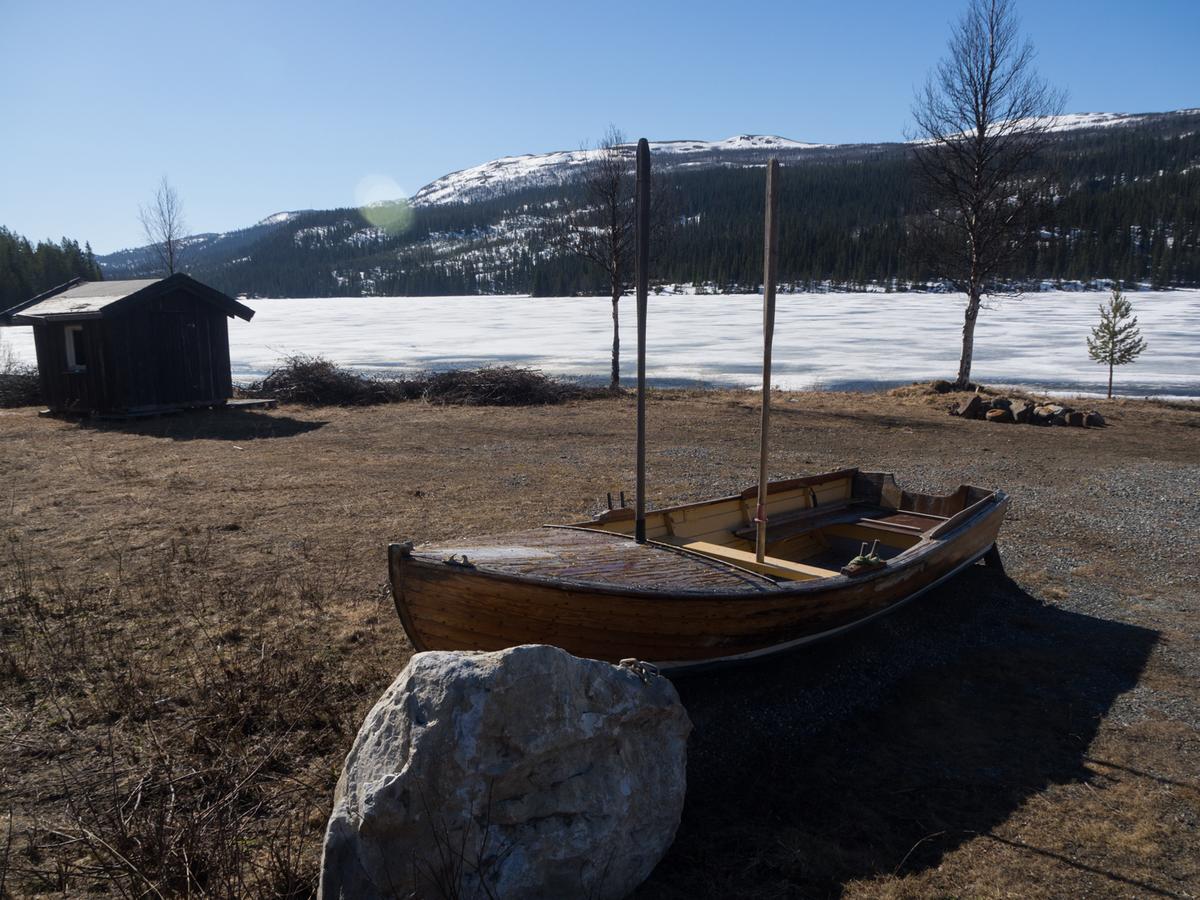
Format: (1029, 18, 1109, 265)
(1, 509, 391, 895)
(1, 388, 1197, 897)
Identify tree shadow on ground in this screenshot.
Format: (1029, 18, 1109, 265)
(80, 408, 326, 441)
(637, 567, 1159, 898)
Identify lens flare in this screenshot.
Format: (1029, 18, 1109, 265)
(355, 174, 413, 235)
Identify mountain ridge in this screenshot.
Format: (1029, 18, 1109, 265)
(96, 107, 1200, 296)
(103, 108, 1188, 255)
(408, 109, 1197, 207)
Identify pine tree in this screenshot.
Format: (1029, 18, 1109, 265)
(1087, 286, 1147, 398)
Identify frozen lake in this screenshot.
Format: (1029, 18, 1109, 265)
(4, 291, 1198, 398)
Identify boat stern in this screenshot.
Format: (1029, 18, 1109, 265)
(388, 541, 431, 652)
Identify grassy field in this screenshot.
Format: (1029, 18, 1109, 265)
(1, 387, 1197, 897)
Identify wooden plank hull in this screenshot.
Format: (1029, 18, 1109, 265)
(389, 475, 1009, 672)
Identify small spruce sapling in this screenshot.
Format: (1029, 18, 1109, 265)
(1087, 286, 1146, 399)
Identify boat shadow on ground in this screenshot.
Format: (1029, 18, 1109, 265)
(636, 567, 1159, 898)
(78, 408, 327, 441)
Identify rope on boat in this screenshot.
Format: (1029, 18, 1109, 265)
(619, 659, 660, 683)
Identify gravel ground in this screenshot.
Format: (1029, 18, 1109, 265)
(1, 387, 1197, 897)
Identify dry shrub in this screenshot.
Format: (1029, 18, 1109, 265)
(246, 354, 422, 406)
(56, 741, 321, 900)
(0, 365, 41, 408)
(887, 379, 986, 398)
(245, 355, 588, 407)
(421, 366, 580, 406)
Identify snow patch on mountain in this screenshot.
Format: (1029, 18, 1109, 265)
(413, 110, 1200, 208)
(1035, 111, 1148, 131)
(410, 135, 831, 207)
(1030, 109, 1200, 132)
(257, 211, 303, 226)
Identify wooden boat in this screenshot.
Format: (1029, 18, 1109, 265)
(388, 147, 1009, 672)
(388, 468, 1009, 672)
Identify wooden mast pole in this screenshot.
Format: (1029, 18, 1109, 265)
(755, 158, 781, 563)
(634, 138, 651, 544)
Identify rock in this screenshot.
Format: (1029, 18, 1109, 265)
(930, 379, 956, 394)
(1033, 405, 1057, 425)
(1036, 404, 1072, 425)
(985, 407, 1015, 423)
(990, 397, 1012, 410)
(319, 645, 692, 900)
(953, 395, 985, 419)
(1086, 411, 1106, 427)
(1013, 401, 1034, 424)
(1067, 411, 1086, 427)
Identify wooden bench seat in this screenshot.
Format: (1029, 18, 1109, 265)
(671, 540, 841, 582)
(861, 510, 949, 531)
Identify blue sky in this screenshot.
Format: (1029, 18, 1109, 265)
(2, 0, 1196, 253)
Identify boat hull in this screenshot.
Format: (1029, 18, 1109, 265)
(389, 489, 1008, 671)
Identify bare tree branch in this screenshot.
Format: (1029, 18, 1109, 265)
(139, 176, 188, 276)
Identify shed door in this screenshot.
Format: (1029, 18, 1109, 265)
(154, 308, 210, 404)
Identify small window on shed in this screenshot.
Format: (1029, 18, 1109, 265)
(64, 325, 87, 371)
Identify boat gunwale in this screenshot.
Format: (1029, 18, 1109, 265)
(654, 540, 998, 674)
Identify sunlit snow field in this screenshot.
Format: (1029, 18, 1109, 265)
(4, 291, 1198, 398)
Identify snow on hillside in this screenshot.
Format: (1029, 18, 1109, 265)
(1034, 109, 1200, 132)
(921, 109, 1198, 145)
(410, 135, 829, 206)
(1037, 112, 1148, 131)
(257, 211, 302, 226)
(656, 135, 828, 153)
(414, 109, 1200, 207)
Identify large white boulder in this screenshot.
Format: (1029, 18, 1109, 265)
(319, 644, 691, 899)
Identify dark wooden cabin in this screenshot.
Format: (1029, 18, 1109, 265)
(0, 274, 255, 415)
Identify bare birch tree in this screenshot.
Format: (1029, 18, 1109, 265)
(911, 0, 1065, 388)
(561, 127, 671, 390)
(139, 175, 188, 275)
(563, 127, 634, 390)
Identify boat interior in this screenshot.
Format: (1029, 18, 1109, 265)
(577, 469, 997, 582)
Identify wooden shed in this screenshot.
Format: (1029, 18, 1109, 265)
(0, 274, 255, 416)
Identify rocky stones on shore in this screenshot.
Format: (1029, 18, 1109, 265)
(953, 395, 985, 419)
(951, 394, 1106, 428)
(318, 644, 692, 900)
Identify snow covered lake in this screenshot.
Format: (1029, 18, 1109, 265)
(4, 291, 1198, 398)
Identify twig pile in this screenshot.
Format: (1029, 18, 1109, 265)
(245, 355, 587, 407)
(421, 366, 579, 406)
(245, 355, 422, 406)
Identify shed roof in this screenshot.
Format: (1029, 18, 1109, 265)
(0, 274, 255, 325)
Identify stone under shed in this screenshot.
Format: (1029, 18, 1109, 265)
(0, 274, 257, 417)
